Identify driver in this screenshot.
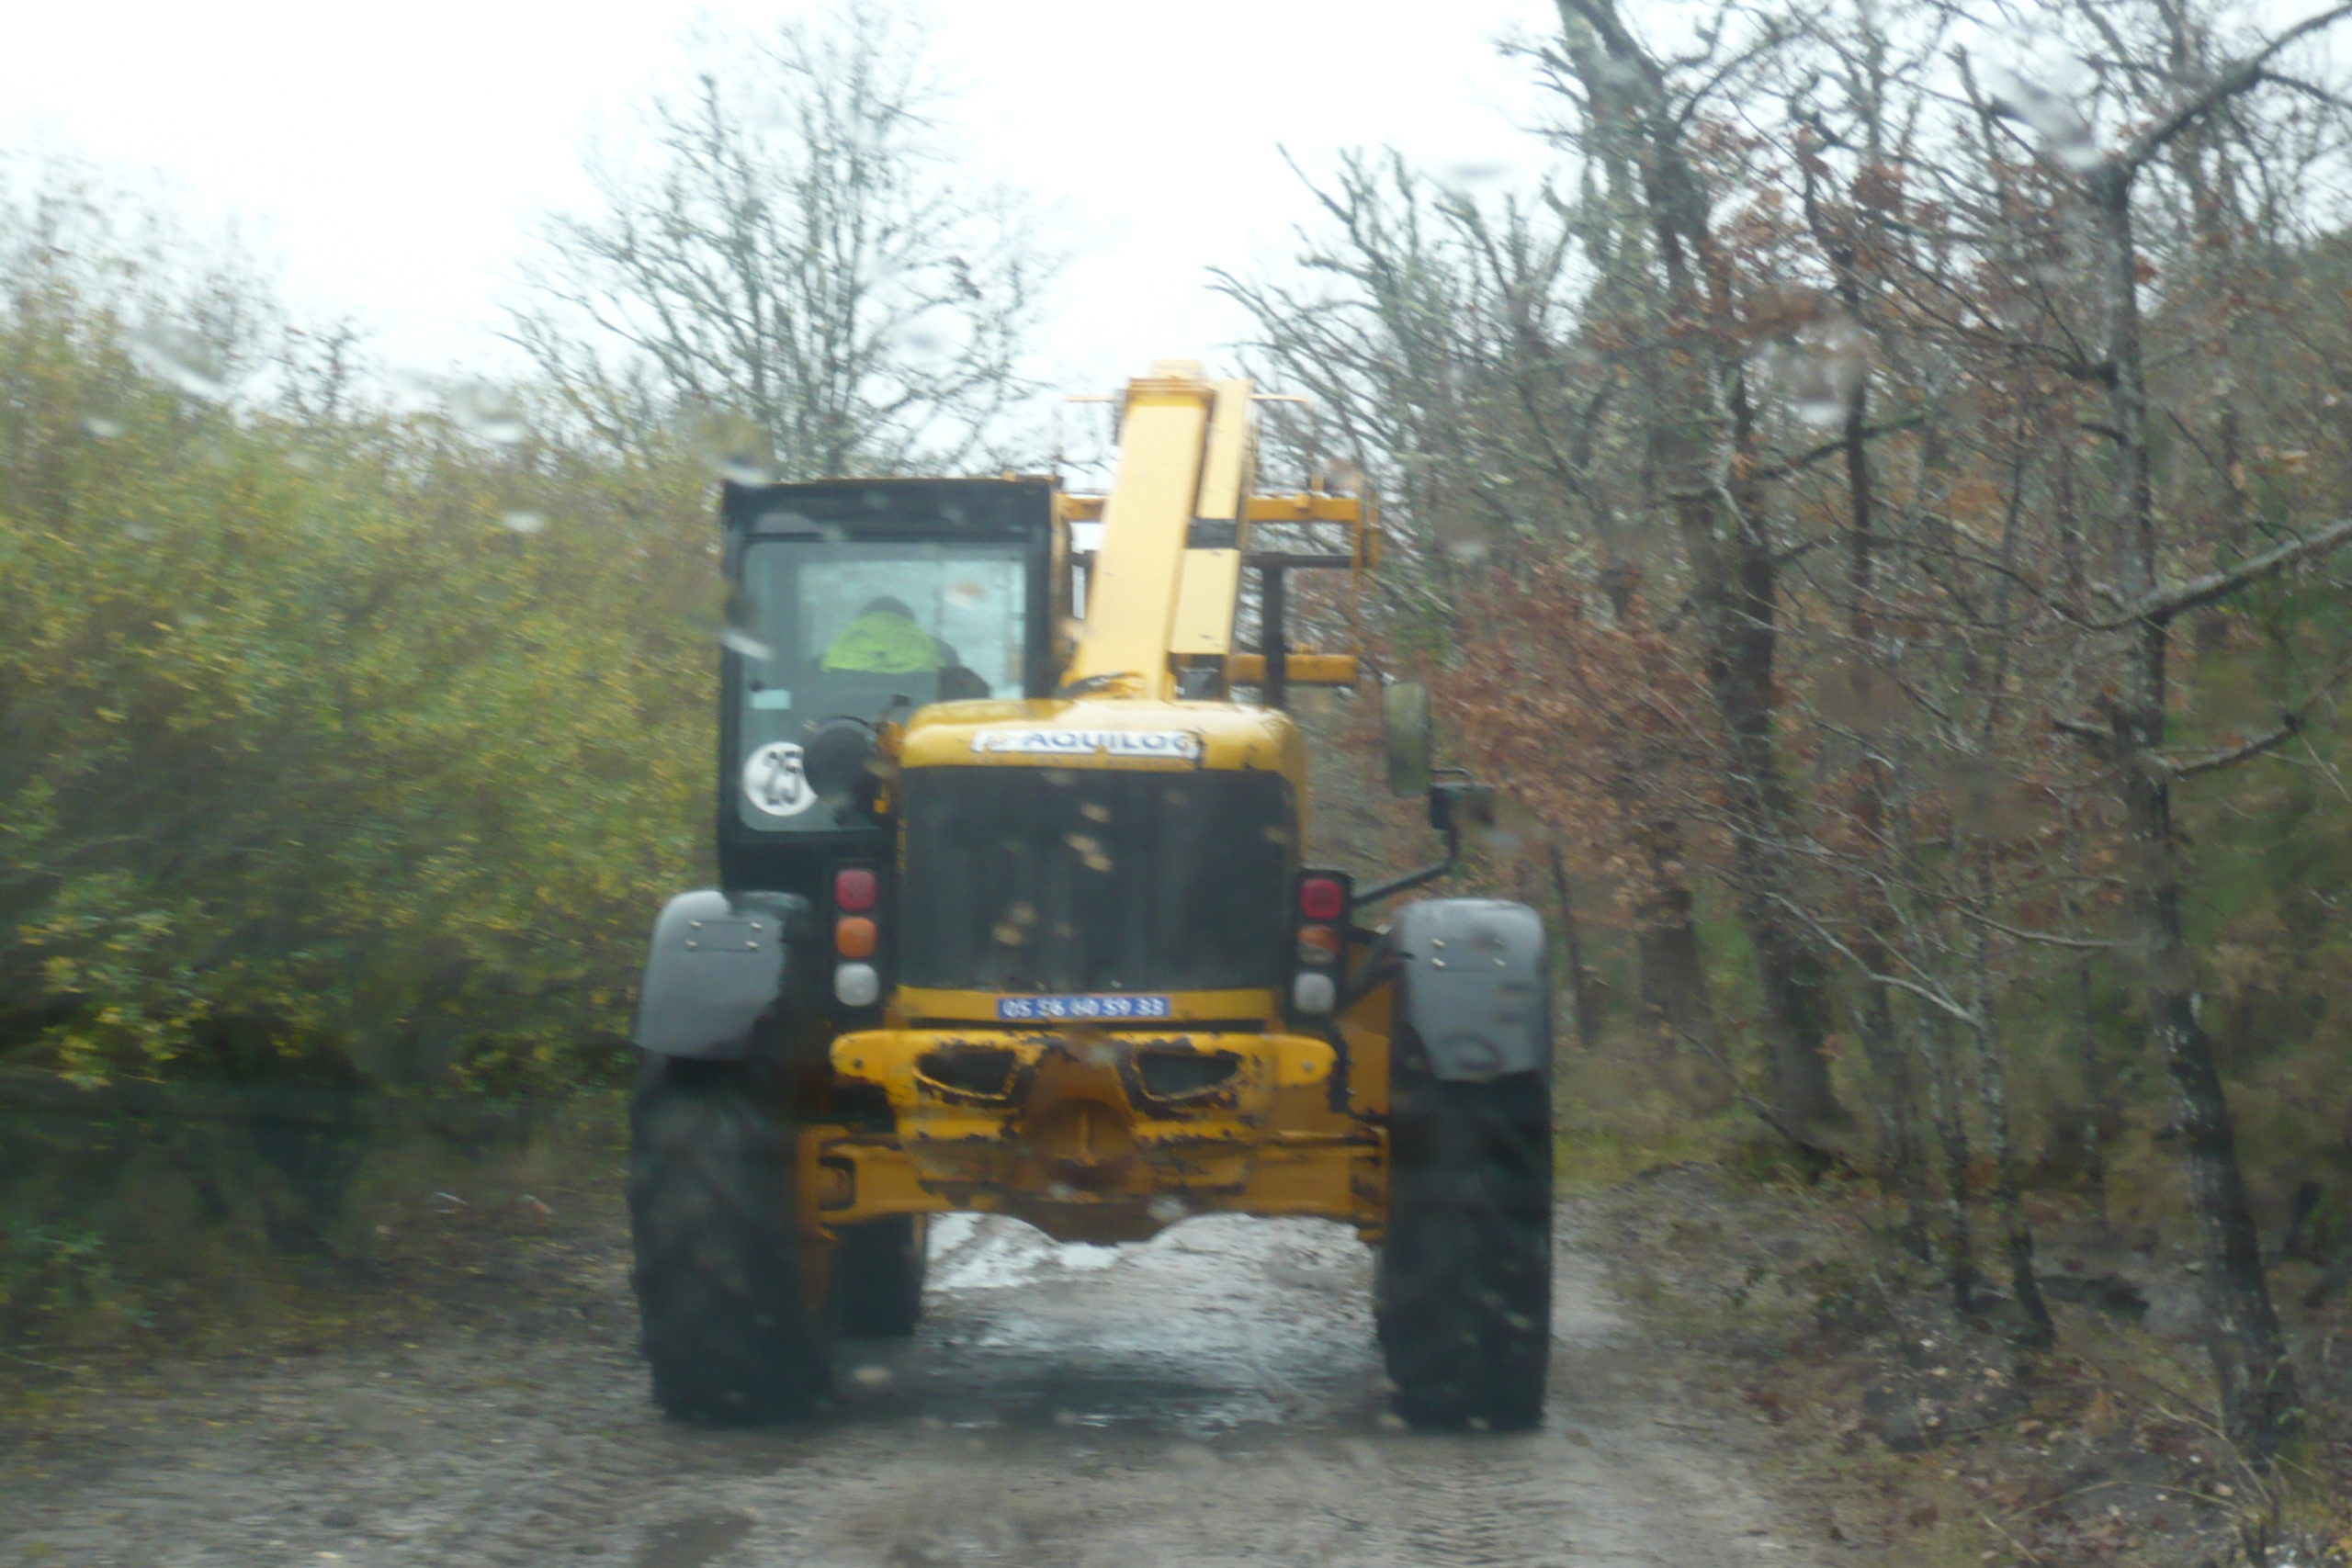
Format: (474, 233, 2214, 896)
(820, 595, 957, 673)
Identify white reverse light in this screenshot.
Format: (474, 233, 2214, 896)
(1291, 972, 1336, 1015)
(834, 963, 880, 1007)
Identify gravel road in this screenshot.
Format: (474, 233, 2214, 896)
(3, 1208, 1836, 1567)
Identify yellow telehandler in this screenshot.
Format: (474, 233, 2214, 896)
(628, 361, 1554, 1429)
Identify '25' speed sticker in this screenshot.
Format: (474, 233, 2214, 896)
(743, 741, 816, 818)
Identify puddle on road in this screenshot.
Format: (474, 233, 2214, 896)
(876, 1213, 1391, 1436)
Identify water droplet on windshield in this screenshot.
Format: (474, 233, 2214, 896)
(1987, 63, 2102, 172)
(1824, 660, 1904, 729)
(1440, 161, 1508, 188)
(447, 383, 526, 446)
(719, 587, 771, 660)
(1792, 387, 1847, 427)
(499, 511, 548, 535)
(126, 326, 232, 401)
(1775, 318, 1868, 427)
(680, 408, 771, 483)
(720, 626, 774, 660)
(1589, 52, 1645, 96)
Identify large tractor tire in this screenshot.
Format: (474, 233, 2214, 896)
(832, 1214, 929, 1337)
(628, 1055, 831, 1423)
(1375, 1073, 1554, 1431)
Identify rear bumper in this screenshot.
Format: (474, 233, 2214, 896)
(813, 1025, 1384, 1242)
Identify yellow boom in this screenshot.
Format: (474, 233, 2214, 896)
(1061, 359, 1373, 699)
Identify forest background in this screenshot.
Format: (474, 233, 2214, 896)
(11, 0, 2352, 1530)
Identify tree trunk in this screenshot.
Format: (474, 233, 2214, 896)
(1835, 327, 1926, 1248)
(1623, 812, 1709, 1052)
(1559, 0, 1850, 1159)
(1920, 1013, 1980, 1319)
(1660, 337, 1848, 1156)
(1541, 841, 1607, 1051)
(1965, 852, 2054, 1348)
(2078, 949, 2111, 1230)
(2094, 164, 2299, 1456)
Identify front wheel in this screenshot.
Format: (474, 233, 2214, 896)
(1375, 1075, 1554, 1430)
(628, 1055, 831, 1423)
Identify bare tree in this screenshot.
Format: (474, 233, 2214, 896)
(1225, 0, 2352, 1469)
(508, 3, 1056, 476)
(2012, 0, 2352, 1456)
(1544, 0, 1858, 1156)
(1219, 155, 1724, 1069)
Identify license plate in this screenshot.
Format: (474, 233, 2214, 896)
(996, 994, 1172, 1022)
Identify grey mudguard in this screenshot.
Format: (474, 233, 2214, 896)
(631, 890, 805, 1058)
(1383, 898, 1551, 1081)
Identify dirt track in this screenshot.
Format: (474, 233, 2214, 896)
(2, 1209, 1838, 1567)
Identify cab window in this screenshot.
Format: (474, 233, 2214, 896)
(732, 539, 1030, 833)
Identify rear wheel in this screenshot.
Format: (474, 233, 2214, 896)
(833, 1214, 928, 1337)
(1376, 1074, 1553, 1431)
(628, 1055, 831, 1423)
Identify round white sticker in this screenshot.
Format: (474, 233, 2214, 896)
(742, 741, 817, 818)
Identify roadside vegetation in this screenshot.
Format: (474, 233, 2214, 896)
(0, 2, 1051, 1353)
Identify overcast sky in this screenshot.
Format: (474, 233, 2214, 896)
(1, 0, 1560, 396)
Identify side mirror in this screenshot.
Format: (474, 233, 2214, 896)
(1428, 779, 1496, 836)
(1383, 681, 1432, 799)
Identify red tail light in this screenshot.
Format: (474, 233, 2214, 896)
(1298, 874, 1347, 922)
(834, 866, 877, 912)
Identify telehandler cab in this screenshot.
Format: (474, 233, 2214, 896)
(628, 361, 1555, 1430)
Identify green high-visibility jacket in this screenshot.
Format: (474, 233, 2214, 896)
(821, 612, 942, 673)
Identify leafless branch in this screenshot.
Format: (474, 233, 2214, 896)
(2078, 515, 2352, 628)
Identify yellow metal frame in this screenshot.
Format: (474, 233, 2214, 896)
(818, 361, 1397, 1247)
(1047, 362, 1374, 697)
(806, 1018, 1386, 1245)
